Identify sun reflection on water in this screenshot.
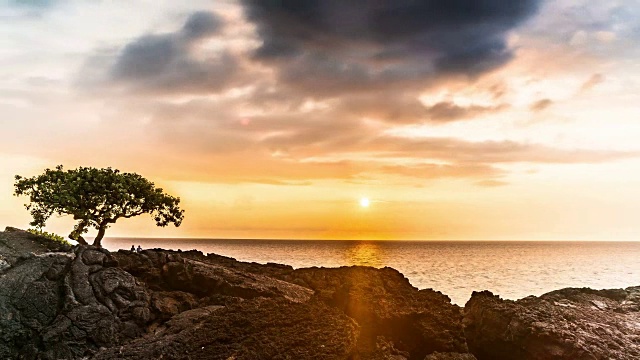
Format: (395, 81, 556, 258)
(344, 241, 385, 268)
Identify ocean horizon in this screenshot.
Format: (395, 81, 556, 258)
(103, 238, 640, 305)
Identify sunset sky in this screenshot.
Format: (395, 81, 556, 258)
(1, 0, 640, 240)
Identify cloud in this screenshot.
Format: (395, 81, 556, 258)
(364, 136, 637, 165)
(10, 0, 55, 7)
(475, 180, 509, 187)
(424, 101, 508, 123)
(336, 94, 430, 123)
(381, 163, 502, 180)
(181, 10, 223, 40)
(136, 97, 637, 185)
(530, 98, 552, 112)
(335, 95, 507, 123)
(242, 0, 542, 94)
(142, 94, 637, 162)
(60, 1, 639, 188)
(580, 73, 605, 92)
(2, 0, 58, 18)
(149, 132, 637, 185)
(105, 11, 236, 94)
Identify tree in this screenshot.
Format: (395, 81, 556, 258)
(14, 165, 184, 248)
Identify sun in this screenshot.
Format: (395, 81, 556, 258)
(360, 197, 370, 208)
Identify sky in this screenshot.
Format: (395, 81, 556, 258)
(1, 0, 640, 240)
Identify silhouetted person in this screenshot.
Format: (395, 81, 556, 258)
(130, 245, 135, 252)
(136, 245, 142, 253)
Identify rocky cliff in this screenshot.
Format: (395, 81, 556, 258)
(1, 227, 638, 360)
(464, 288, 640, 360)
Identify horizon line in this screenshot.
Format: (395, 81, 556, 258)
(101, 237, 640, 243)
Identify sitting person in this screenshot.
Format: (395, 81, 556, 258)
(136, 245, 142, 253)
(130, 245, 135, 252)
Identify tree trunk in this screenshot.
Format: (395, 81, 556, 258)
(72, 234, 89, 246)
(70, 220, 89, 246)
(92, 226, 107, 248)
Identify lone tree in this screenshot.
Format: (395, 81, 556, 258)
(14, 165, 184, 248)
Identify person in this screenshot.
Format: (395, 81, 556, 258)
(136, 245, 142, 253)
(130, 245, 135, 252)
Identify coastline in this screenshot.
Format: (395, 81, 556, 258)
(2, 227, 640, 359)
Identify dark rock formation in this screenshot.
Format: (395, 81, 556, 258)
(93, 298, 360, 360)
(0, 246, 150, 359)
(286, 266, 468, 360)
(111, 250, 468, 359)
(113, 249, 313, 303)
(464, 288, 640, 360)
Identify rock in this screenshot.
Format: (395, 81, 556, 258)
(113, 250, 313, 303)
(289, 266, 469, 359)
(0, 254, 8, 271)
(115, 248, 297, 281)
(0, 227, 72, 265)
(151, 291, 199, 319)
(361, 336, 410, 360)
(0, 246, 152, 359)
(93, 298, 360, 360)
(112, 254, 471, 360)
(464, 288, 640, 360)
(424, 352, 478, 360)
(168, 258, 313, 302)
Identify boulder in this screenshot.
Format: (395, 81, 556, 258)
(464, 288, 640, 360)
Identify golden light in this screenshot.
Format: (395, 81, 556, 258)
(360, 197, 370, 208)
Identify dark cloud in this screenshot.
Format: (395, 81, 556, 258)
(108, 11, 235, 94)
(181, 11, 223, 40)
(242, 0, 542, 94)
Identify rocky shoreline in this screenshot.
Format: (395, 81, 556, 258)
(1, 227, 639, 360)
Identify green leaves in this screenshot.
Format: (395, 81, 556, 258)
(14, 165, 185, 246)
(27, 229, 70, 246)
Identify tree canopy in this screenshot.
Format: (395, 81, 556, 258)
(14, 165, 184, 247)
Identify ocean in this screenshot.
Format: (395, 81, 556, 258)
(103, 238, 640, 305)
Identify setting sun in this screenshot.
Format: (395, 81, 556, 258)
(360, 197, 371, 208)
